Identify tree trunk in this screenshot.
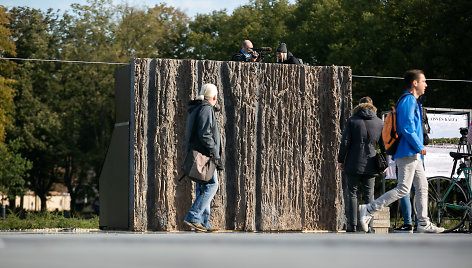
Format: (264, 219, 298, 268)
(40, 195, 47, 211)
(63, 155, 78, 213)
(8, 197, 16, 210)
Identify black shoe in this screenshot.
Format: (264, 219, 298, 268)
(393, 224, 413, 233)
(346, 226, 357, 232)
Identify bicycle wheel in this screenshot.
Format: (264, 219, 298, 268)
(427, 176, 469, 232)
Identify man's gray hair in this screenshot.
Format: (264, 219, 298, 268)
(196, 83, 218, 100)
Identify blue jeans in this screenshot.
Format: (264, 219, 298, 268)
(184, 170, 219, 229)
(400, 186, 417, 226)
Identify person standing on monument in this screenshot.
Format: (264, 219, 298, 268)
(231, 40, 261, 62)
(359, 69, 444, 233)
(337, 96, 385, 232)
(183, 83, 223, 232)
(275, 43, 301, 65)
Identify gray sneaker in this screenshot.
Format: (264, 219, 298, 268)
(359, 204, 373, 232)
(417, 222, 445, 233)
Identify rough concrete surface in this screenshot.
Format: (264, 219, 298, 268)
(130, 59, 352, 231)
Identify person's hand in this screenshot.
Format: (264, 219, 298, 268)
(419, 148, 427, 155)
(381, 168, 388, 174)
(250, 51, 259, 61)
(337, 163, 344, 171)
(214, 158, 224, 171)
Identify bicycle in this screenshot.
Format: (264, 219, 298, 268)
(427, 151, 472, 232)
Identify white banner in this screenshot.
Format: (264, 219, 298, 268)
(427, 113, 468, 139)
(425, 113, 468, 177)
(387, 113, 469, 179)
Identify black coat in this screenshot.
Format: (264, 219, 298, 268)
(281, 51, 301, 65)
(185, 99, 221, 159)
(338, 103, 385, 175)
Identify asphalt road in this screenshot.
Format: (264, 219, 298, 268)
(1, 231, 471, 268)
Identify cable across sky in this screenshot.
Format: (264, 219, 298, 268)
(1, 57, 472, 83)
(0, 57, 128, 65)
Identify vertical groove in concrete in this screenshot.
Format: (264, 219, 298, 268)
(131, 59, 149, 231)
(129, 59, 351, 231)
(146, 59, 157, 231)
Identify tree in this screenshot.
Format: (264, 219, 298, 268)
(289, 0, 472, 111)
(0, 6, 16, 144)
(56, 0, 119, 212)
(186, 10, 231, 60)
(0, 6, 31, 209)
(186, 0, 295, 62)
(115, 3, 190, 59)
(0, 140, 32, 208)
(7, 7, 63, 211)
(405, 0, 472, 109)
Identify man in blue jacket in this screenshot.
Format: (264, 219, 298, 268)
(359, 69, 444, 233)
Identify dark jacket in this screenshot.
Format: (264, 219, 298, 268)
(185, 99, 221, 159)
(231, 50, 251, 62)
(280, 51, 301, 65)
(338, 103, 386, 175)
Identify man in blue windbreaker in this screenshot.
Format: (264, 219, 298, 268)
(358, 69, 444, 233)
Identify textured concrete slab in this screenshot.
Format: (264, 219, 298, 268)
(126, 59, 352, 232)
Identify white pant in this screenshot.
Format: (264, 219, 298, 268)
(368, 154, 429, 223)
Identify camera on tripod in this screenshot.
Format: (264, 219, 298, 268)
(459, 127, 469, 145)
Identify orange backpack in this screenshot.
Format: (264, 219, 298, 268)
(382, 93, 412, 155)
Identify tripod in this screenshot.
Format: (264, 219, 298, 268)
(456, 129, 471, 175)
(457, 133, 471, 154)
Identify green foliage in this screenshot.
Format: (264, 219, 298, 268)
(0, 139, 32, 201)
(7, 7, 63, 210)
(0, 76, 15, 143)
(0, 7, 31, 204)
(115, 3, 190, 59)
(0, 6, 16, 77)
(3, 0, 471, 215)
(0, 211, 99, 230)
(0, 6, 16, 143)
(430, 138, 459, 145)
(56, 0, 119, 212)
(187, 0, 294, 62)
(186, 10, 231, 60)
(290, 0, 472, 111)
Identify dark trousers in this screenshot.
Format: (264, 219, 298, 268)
(347, 174, 375, 227)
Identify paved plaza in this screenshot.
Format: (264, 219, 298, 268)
(1, 231, 471, 268)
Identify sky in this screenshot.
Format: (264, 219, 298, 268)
(1, 0, 295, 18)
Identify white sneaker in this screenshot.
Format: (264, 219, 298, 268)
(359, 204, 373, 232)
(417, 221, 445, 233)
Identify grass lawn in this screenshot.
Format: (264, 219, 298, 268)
(0, 211, 99, 230)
